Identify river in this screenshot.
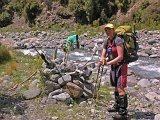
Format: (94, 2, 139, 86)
(19, 48, 160, 79)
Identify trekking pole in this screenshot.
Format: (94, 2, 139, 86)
(93, 65, 101, 99)
(95, 65, 101, 86)
(95, 65, 104, 100)
(97, 65, 104, 91)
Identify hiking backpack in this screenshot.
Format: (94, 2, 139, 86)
(115, 25, 139, 64)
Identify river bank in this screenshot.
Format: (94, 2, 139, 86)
(0, 30, 160, 120)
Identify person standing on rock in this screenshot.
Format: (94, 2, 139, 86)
(98, 23, 128, 118)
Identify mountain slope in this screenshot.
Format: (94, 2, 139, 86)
(0, 0, 159, 30)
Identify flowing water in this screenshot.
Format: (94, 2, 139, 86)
(19, 48, 160, 79)
(128, 57, 160, 79)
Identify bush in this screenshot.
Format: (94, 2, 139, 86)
(0, 45, 12, 64)
(0, 0, 10, 11)
(116, 0, 130, 13)
(99, 9, 108, 25)
(69, 0, 88, 24)
(23, 1, 42, 26)
(12, 0, 41, 26)
(12, 0, 27, 16)
(93, 19, 99, 27)
(133, 2, 160, 30)
(0, 11, 12, 27)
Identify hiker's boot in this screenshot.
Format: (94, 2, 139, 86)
(112, 94, 128, 119)
(108, 92, 120, 112)
(118, 94, 128, 116)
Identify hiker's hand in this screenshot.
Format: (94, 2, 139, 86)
(97, 61, 102, 66)
(98, 59, 106, 66)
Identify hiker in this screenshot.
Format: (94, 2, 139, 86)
(98, 23, 128, 117)
(62, 34, 79, 64)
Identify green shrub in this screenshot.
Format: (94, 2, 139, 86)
(75, 24, 88, 35)
(0, 1, 4, 7)
(99, 9, 108, 25)
(93, 19, 99, 27)
(0, 45, 12, 64)
(68, 0, 79, 11)
(0, 0, 10, 11)
(69, 0, 88, 24)
(12, 0, 27, 16)
(117, 0, 130, 13)
(0, 11, 12, 27)
(11, 0, 41, 26)
(133, 2, 160, 30)
(23, 1, 42, 26)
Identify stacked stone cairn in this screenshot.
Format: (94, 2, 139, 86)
(40, 57, 100, 105)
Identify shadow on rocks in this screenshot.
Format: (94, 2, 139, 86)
(134, 111, 155, 120)
(0, 94, 28, 117)
(112, 111, 155, 120)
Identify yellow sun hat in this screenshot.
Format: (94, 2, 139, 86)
(104, 23, 114, 29)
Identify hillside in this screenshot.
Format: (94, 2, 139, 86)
(0, 0, 160, 31)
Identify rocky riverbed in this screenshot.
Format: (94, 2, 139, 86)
(0, 30, 160, 120)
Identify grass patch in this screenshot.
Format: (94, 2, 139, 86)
(0, 45, 12, 64)
(96, 83, 111, 101)
(30, 102, 91, 120)
(0, 50, 43, 92)
(0, 27, 30, 33)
